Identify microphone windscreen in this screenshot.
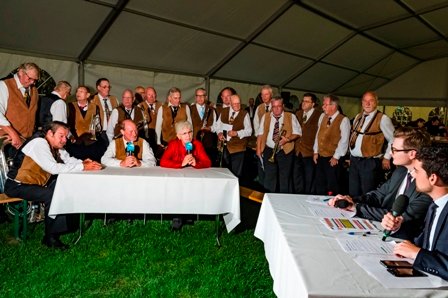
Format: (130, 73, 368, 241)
(126, 142, 135, 153)
(185, 142, 193, 152)
(391, 194, 409, 216)
(334, 199, 351, 209)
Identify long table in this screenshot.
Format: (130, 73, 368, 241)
(49, 167, 240, 232)
(254, 193, 447, 297)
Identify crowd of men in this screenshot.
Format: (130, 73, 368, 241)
(2, 62, 448, 281)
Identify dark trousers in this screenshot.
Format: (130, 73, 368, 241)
(349, 156, 382, 197)
(315, 156, 341, 195)
(262, 147, 293, 193)
(223, 149, 245, 178)
(292, 154, 316, 194)
(4, 179, 69, 238)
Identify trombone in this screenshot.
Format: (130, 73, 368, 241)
(268, 123, 285, 163)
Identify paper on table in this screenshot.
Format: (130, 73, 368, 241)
(308, 205, 355, 218)
(306, 196, 332, 205)
(221, 123, 233, 140)
(337, 237, 394, 254)
(321, 217, 378, 231)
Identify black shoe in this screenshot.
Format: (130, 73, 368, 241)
(42, 236, 69, 250)
(171, 218, 183, 231)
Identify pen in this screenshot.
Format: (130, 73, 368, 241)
(347, 231, 372, 236)
(323, 198, 330, 202)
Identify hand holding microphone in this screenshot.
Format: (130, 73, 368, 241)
(382, 194, 409, 241)
(182, 142, 196, 167)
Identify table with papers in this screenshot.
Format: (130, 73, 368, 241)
(49, 167, 240, 232)
(254, 193, 448, 297)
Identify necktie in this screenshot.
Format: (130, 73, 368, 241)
(349, 114, 367, 149)
(272, 116, 281, 142)
(103, 98, 111, 121)
(229, 111, 235, 124)
(125, 109, 132, 119)
(424, 203, 438, 250)
(404, 172, 412, 193)
(326, 116, 332, 127)
(265, 105, 269, 113)
(303, 113, 307, 123)
(172, 106, 178, 119)
(24, 88, 31, 107)
(150, 104, 154, 113)
(200, 106, 205, 119)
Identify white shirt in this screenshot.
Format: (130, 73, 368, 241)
(215, 108, 252, 141)
(0, 74, 25, 126)
(429, 194, 448, 250)
(350, 110, 395, 159)
(313, 111, 350, 160)
(21, 138, 84, 175)
(106, 107, 135, 141)
(101, 137, 156, 168)
(258, 112, 302, 148)
(155, 104, 192, 145)
(253, 104, 271, 136)
(50, 91, 67, 123)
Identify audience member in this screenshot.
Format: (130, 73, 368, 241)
(330, 127, 432, 240)
(313, 94, 350, 195)
(134, 85, 145, 104)
(4, 121, 101, 249)
(36, 80, 71, 128)
(393, 146, 448, 280)
(292, 93, 320, 194)
(426, 116, 446, 137)
(256, 96, 301, 193)
(215, 87, 235, 117)
(102, 119, 156, 168)
(216, 94, 252, 178)
(348, 91, 394, 197)
(137, 86, 161, 152)
(92, 78, 119, 144)
(0, 62, 40, 151)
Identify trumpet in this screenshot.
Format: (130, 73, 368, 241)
(89, 113, 101, 141)
(139, 105, 149, 139)
(268, 124, 286, 163)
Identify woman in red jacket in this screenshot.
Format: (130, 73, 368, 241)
(160, 121, 211, 169)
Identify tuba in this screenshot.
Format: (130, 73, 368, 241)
(268, 123, 286, 163)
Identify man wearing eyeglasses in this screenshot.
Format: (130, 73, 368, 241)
(92, 78, 119, 144)
(348, 91, 395, 197)
(0, 62, 40, 151)
(329, 127, 432, 240)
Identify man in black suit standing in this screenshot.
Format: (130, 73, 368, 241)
(329, 127, 432, 240)
(392, 146, 448, 280)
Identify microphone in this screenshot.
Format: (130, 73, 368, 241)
(334, 199, 352, 209)
(185, 141, 193, 154)
(382, 194, 409, 241)
(125, 141, 135, 156)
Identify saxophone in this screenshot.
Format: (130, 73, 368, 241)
(268, 123, 286, 163)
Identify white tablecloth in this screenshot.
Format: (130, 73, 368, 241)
(49, 167, 240, 232)
(254, 193, 447, 298)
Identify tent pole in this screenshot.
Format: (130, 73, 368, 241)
(205, 76, 210, 102)
(78, 61, 85, 86)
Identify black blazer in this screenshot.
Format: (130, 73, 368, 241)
(354, 166, 432, 240)
(414, 200, 448, 280)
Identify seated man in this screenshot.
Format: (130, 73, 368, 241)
(393, 146, 448, 280)
(160, 121, 211, 169)
(101, 119, 156, 168)
(4, 121, 102, 249)
(329, 127, 432, 240)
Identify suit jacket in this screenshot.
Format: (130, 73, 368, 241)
(160, 139, 211, 169)
(414, 201, 448, 280)
(354, 166, 432, 240)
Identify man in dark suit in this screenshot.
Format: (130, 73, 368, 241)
(329, 127, 432, 240)
(392, 146, 448, 280)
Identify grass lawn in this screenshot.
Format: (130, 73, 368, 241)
(0, 216, 274, 297)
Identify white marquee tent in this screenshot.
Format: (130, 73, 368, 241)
(1, 0, 447, 117)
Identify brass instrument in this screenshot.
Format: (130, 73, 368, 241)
(218, 130, 227, 168)
(89, 112, 101, 141)
(200, 107, 211, 141)
(268, 124, 286, 163)
(139, 105, 149, 139)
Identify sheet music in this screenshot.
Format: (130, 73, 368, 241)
(308, 205, 355, 218)
(337, 237, 394, 254)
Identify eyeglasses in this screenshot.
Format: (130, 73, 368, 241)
(302, 100, 313, 104)
(23, 71, 38, 82)
(391, 147, 415, 153)
(179, 130, 193, 136)
(195, 94, 206, 97)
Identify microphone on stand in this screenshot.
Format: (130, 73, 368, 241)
(185, 141, 193, 154)
(382, 194, 409, 241)
(126, 141, 135, 156)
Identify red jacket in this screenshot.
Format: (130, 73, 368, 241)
(160, 139, 211, 169)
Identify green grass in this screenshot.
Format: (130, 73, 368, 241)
(0, 217, 274, 297)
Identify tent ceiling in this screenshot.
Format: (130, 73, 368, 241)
(1, 0, 448, 97)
